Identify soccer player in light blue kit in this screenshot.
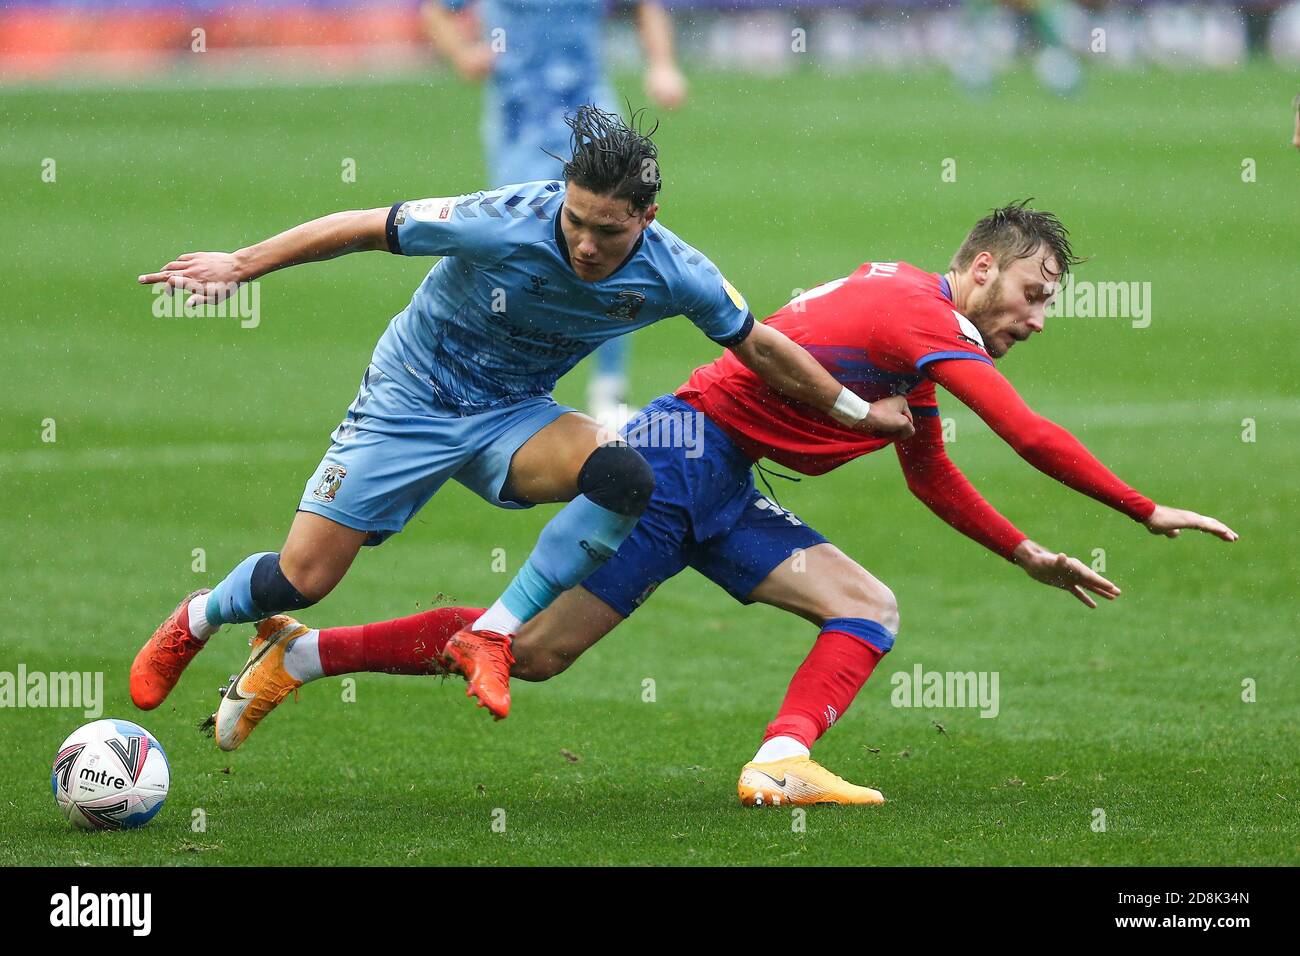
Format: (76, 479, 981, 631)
(422, 0, 689, 423)
(130, 107, 915, 722)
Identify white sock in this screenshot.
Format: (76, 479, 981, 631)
(753, 735, 811, 764)
(187, 592, 219, 642)
(473, 600, 523, 638)
(283, 630, 324, 683)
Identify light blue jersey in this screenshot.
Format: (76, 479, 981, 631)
(372, 179, 753, 412)
(440, 0, 617, 184)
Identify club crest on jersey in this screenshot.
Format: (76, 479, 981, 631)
(606, 290, 646, 322)
(313, 465, 347, 503)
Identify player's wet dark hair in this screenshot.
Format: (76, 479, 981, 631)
(950, 200, 1083, 280)
(555, 104, 662, 213)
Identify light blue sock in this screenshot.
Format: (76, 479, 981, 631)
(498, 495, 638, 624)
(206, 552, 275, 627)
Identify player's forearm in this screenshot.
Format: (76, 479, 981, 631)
(732, 323, 850, 421)
(635, 1, 678, 68)
(233, 208, 390, 281)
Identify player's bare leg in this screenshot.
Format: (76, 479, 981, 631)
(442, 412, 652, 720)
(130, 512, 366, 710)
(509, 586, 626, 681)
(737, 543, 896, 806)
(277, 512, 369, 604)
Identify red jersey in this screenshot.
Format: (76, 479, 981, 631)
(679, 261, 987, 476)
(677, 260, 1155, 560)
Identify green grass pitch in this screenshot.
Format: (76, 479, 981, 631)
(0, 64, 1296, 866)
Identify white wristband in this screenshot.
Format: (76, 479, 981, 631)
(828, 386, 871, 426)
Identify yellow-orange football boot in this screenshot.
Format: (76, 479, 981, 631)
(441, 627, 514, 720)
(738, 756, 886, 807)
(130, 589, 211, 710)
(214, 616, 308, 752)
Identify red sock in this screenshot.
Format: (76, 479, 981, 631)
(763, 628, 887, 749)
(317, 606, 484, 676)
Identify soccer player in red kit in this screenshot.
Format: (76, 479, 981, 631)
(211, 202, 1236, 806)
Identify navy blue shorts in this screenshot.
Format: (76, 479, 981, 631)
(581, 395, 828, 617)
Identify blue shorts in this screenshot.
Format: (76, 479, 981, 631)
(298, 364, 570, 545)
(581, 395, 828, 616)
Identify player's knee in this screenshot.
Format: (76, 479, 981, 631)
(255, 553, 326, 609)
(834, 575, 899, 635)
(577, 442, 655, 518)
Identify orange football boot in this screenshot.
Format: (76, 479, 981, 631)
(130, 589, 211, 710)
(738, 756, 886, 807)
(441, 627, 515, 720)
(214, 615, 308, 752)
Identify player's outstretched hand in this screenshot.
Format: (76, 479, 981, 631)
(863, 395, 915, 440)
(139, 252, 246, 307)
(645, 63, 687, 110)
(1012, 540, 1121, 609)
(1143, 504, 1238, 542)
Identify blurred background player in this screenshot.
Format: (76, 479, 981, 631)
(421, 0, 689, 426)
(1293, 92, 1300, 147)
(956, 0, 1084, 97)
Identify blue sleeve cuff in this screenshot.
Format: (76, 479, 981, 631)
(915, 350, 994, 373)
(710, 311, 755, 348)
(385, 202, 406, 256)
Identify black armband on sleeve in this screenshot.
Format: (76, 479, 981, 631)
(385, 202, 406, 255)
(710, 311, 755, 348)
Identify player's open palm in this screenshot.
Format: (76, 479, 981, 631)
(1143, 505, 1238, 542)
(1014, 541, 1121, 609)
(139, 252, 245, 307)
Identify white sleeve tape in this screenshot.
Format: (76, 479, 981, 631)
(828, 386, 871, 426)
